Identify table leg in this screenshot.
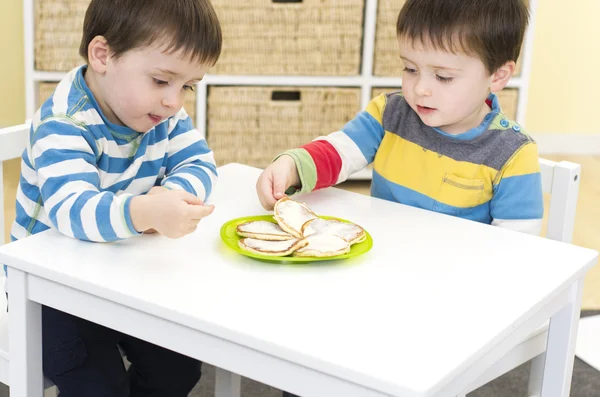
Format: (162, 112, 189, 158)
(215, 367, 241, 397)
(527, 353, 545, 396)
(8, 268, 44, 396)
(540, 277, 584, 397)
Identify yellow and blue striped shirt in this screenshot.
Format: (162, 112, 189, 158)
(284, 92, 543, 234)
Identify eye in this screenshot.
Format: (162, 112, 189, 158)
(403, 67, 417, 74)
(183, 85, 195, 92)
(153, 78, 168, 86)
(436, 75, 453, 83)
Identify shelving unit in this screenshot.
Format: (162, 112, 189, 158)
(23, 0, 538, 180)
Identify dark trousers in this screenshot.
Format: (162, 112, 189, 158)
(42, 305, 202, 397)
(282, 392, 299, 397)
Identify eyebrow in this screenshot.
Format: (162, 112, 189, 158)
(155, 68, 203, 81)
(399, 56, 461, 72)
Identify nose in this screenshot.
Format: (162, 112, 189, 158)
(414, 77, 432, 97)
(162, 89, 182, 109)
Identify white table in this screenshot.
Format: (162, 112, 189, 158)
(0, 163, 597, 397)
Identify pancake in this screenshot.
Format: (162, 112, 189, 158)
(238, 237, 308, 257)
(293, 234, 350, 257)
(301, 218, 366, 245)
(236, 220, 294, 241)
(273, 197, 318, 238)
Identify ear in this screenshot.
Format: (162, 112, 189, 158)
(490, 61, 516, 93)
(87, 36, 110, 75)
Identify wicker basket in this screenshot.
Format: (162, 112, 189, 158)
(372, 0, 406, 77)
(206, 86, 361, 167)
(374, 0, 525, 77)
(371, 87, 519, 120)
(210, 0, 364, 76)
(35, 0, 90, 71)
(37, 82, 197, 122)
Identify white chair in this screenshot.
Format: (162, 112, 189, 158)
(0, 121, 583, 396)
(0, 121, 57, 396)
(464, 158, 581, 396)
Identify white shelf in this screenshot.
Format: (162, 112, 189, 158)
(24, 0, 537, 181)
(32, 71, 68, 81)
(30, 72, 524, 89)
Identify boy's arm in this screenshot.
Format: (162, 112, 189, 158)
(31, 119, 141, 242)
(280, 94, 387, 194)
(490, 142, 544, 235)
(161, 111, 217, 201)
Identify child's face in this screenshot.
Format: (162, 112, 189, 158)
(398, 36, 494, 134)
(94, 42, 210, 133)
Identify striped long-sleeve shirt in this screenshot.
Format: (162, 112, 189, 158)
(282, 92, 544, 235)
(11, 66, 217, 243)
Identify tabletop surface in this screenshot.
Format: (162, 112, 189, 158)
(0, 163, 597, 396)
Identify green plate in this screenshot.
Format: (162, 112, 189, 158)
(220, 215, 373, 263)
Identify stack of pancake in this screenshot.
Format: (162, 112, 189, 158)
(236, 197, 366, 258)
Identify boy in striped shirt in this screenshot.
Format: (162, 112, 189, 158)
(11, 0, 221, 395)
(257, 0, 543, 240)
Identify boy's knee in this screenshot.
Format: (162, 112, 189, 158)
(168, 356, 203, 390)
(130, 354, 202, 394)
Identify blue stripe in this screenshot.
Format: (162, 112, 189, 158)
(39, 96, 55, 120)
(137, 158, 166, 179)
(22, 153, 34, 169)
(165, 175, 196, 196)
(177, 166, 213, 197)
(491, 172, 543, 219)
(122, 196, 139, 235)
(105, 177, 133, 194)
(96, 193, 118, 241)
(97, 155, 131, 173)
(33, 122, 86, 142)
(69, 190, 96, 241)
(343, 111, 385, 163)
(48, 193, 76, 227)
(167, 117, 194, 139)
(20, 179, 42, 203)
(167, 141, 212, 170)
(371, 170, 492, 224)
(14, 201, 33, 230)
(204, 160, 218, 176)
(34, 149, 96, 169)
(13, 200, 52, 236)
(30, 222, 51, 235)
(41, 173, 100, 202)
(96, 153, 164, 174)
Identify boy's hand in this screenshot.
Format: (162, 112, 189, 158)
(256, 155, 300, 210)
(131, 190, 215, 238)
(147, 186, 170, 196)
(143, 186, 170, 233)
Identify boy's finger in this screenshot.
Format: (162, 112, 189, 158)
(261, 197, 276, 211)
(272, 174, 287, 200)
(190, 204, 215, 220)
(180, 191, 204, 205)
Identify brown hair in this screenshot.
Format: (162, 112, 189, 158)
(79, 0, 222, 65)
(396, 0, 529, 74)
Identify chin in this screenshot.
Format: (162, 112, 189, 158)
(417, 117, 439, 128)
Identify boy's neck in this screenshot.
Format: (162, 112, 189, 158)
(83, 67, 122, 127)
(442, 101, 492, 135)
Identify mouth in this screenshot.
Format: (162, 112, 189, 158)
(148, 114, 162, 124)
(416, 105, 437, 114)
